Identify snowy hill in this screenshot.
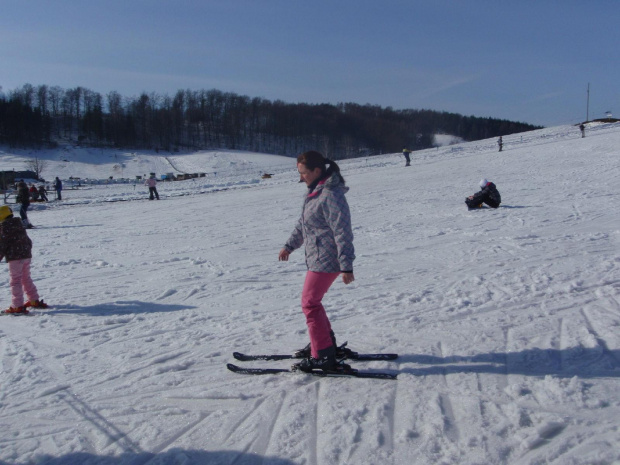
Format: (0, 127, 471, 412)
(0, 146, 295, 184)
(1, 122, 619, 464)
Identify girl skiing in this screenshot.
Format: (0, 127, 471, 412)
(278, 151, 355, 373)
(0, 206, 48, 314)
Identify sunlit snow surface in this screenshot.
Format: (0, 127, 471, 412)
(0, 123, 619, 464)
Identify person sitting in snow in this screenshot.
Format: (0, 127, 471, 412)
(0, 205, 48, 314)
(38, 185, 49, 202)
(29, 184, 40, 201)
(465, 179, 501, 210)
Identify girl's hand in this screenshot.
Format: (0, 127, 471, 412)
(341, 272, 355, 285)
(278, 249, 290, 261)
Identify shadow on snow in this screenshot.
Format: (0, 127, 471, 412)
(499, 205, 530, 209)
(45, 300, 196, 316)
(398, 347, 620, 379)
(0, 449, 297, 465)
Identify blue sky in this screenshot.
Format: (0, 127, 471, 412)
(1, 0, 618, 127)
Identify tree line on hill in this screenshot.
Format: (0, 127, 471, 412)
(0, 83, 541, 158)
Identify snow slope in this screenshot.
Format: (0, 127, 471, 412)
(0, 123, 619, 465)
(0, 147, 294, 186)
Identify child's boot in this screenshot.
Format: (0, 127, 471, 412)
(25, 299, 49, 309)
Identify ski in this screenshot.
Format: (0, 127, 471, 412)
(233, 351, 397, 362)
(233, 342, 398, 362)
(227, 363, 397, 380)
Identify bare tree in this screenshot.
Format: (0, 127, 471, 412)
(24, 157, 48, 180)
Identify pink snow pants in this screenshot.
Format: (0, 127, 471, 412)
(301, 271, 339, 358)
(8, 258, 39, 308)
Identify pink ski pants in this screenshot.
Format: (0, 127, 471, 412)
(301, 271, 339, 358)
(8, 258, 39, 308)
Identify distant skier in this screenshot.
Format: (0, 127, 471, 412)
(278, 150, 355, 374)
(465, 179, 501, 210)
(54, 177, 63, 200)
(0, 205, 48, 314)
(402, 147, 412, 166)
(145, 176, 160, 200)
(15, 180, 33, 229)
(498, 137, 503, 152)
(579, 123, 586, 138)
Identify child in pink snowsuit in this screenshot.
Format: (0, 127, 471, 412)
(0, 206, 47, 314)
(144, 176, 160, 200)
(279, 151, 355, 373)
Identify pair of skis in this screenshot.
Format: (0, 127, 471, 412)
(227, 343, 398, 380)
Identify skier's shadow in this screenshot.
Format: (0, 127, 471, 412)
(465, 205, 531, 210)
(46, 300, 196, 316)
(0, 449, 296, 465)
(397, 347, 620, 379)
(41, 224, 104, 229)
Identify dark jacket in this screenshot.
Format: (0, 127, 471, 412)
(0, 217, 33, 262)
(471, 182, 501, 208)
(16, 182, 30, 206)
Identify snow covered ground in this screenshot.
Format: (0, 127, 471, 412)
(0, 122, 619, 465)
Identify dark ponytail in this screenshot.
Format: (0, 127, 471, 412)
(297, 151, 345, 184)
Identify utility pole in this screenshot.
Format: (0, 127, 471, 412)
(586, 83, 590, 122)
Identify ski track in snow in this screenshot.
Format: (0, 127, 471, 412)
(1, 123, 620, 464)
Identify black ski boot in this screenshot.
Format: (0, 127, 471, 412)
(292, 344, 353, 374)
(293, 343, 311, 359)
(292, 355, 353, 374)
(293, 331, 337, 358)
